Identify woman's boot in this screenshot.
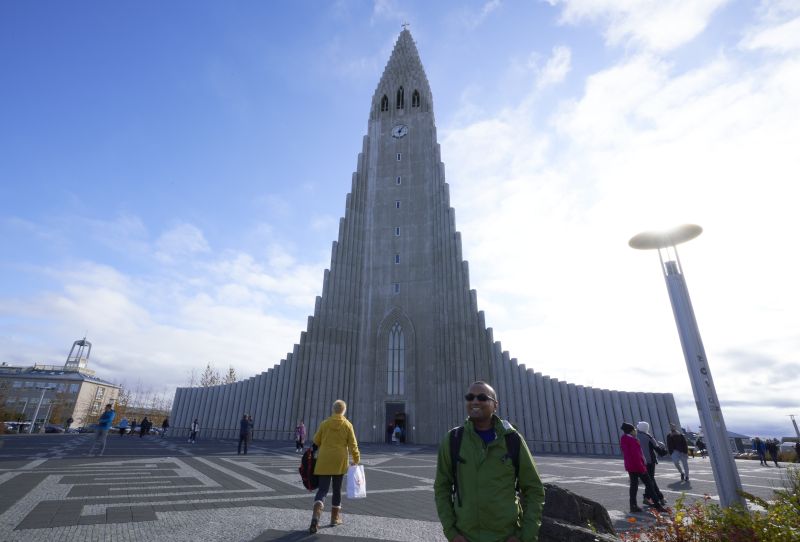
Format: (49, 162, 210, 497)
(330, 505, 342, 526)
(309, 501, 324, 533)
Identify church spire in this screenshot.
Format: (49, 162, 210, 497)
(371, 29, 432, 119)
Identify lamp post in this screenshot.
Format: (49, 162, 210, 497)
(28, 386, 55, 434)
(629, 224, 744, 508)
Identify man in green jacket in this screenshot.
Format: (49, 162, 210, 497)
(434, 381, 545, 542)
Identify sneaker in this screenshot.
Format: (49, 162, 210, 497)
(680, 474, 685, 481)
(643, 497, 656, 506)
(630, 505, 644, 513)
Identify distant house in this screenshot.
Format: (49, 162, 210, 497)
(684, 429, 751, 454)
(0, 338, 121, 429)
(727, 431, 752, 453)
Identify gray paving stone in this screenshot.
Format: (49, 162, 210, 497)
(0, 434, 797, 541)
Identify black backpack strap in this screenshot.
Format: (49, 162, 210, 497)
(449, 426, 465, 507)
(504, 431, 521, 492)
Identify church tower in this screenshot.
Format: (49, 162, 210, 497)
(170, 30, 679, 451)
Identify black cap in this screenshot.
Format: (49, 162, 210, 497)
(620, 422, 635, 434)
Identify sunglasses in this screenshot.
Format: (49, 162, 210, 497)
(464, 393, 496, 402)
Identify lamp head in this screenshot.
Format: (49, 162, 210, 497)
(629, 224, 702, 250)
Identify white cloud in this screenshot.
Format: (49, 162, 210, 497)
(154, 223, 210, 263)
(537, 46, 572, 89)
(741, 13, 800, 53)
(550, 0, 729, 52)
(443, 13, 800, 435)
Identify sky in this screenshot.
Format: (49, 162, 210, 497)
(1, 0, 799, 439)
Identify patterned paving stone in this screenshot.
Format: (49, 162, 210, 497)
(0, 434, 796, 541)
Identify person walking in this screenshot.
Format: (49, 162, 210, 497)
(621, 422, 665, 514)
(753, 437, 767, 466)
(189, 418, 199, 444)
(238, 414, 251, 455)
(140, 417, 150, 438)
(308, 400, 360, 533)
(695, 436, 706, 458)
(795, 441, 800, 463)
(766, 439, 780, 467)
(636, 421, 666, 507)
(295, 420, 306, 453)
(87, 404, 115, 457)
(434, 381, 545, 542)
(161, 417, 169, 438)
(118, 417, 129, 437)
(666, 423, 690, 481)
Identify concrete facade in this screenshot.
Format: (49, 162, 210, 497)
(170, 30, 680, 451)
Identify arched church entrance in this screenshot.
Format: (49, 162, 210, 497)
(385, 402, 406, 444)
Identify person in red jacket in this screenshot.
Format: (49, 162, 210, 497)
(620, 422, 664, 513)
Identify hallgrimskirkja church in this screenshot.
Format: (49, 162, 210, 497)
(170, 30, 679, 453)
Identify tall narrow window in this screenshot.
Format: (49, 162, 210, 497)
(395, 254, 400, 264)
(380, 95, 389, 112)
(412, 90, 420, 107)
(397, 153, 401, 161)
(393, 283, 400, 294)
(396, 175, 401, 185)
(395, 200, 401, 209)
(396, 86, 405, 109)
(395, 227, 400, 236)
(387, 323, 405, 394)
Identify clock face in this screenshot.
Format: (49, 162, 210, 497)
(392, 124, 409, 138)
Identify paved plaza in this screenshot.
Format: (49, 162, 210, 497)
(0, 434, 796, 541)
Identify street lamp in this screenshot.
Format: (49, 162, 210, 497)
(28, 385, 56, 434)
(629, 224, 744, 508)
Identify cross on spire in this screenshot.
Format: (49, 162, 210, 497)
(401, 22, 410, 31)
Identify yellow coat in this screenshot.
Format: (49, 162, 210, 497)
(313, 414, 360, 475)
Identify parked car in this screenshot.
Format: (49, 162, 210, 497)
(3, 421, 32, 433)
(77, 425, 97, 433)
(44, 424, 65, 433)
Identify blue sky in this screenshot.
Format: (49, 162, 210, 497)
(2, 0, 799, 439)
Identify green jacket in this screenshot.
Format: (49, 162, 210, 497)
(434, 416, 545, 542)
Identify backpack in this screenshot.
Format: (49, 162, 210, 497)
(299, 446, 319, 491)
(449, 424, 521, 507)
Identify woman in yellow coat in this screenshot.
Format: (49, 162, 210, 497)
(309, 399, 360, 533)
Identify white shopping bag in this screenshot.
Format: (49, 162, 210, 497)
(346, 464, 367, 499)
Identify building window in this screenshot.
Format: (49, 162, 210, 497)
(24, 381, 33, 388)
(412, 89, 420, 107)
(396, 176, 401, 185)
(91, 401, 100, 414)
(387, 323, 405, 394)
(395, 227, 400, 236)
(69, 384, 79, 394)
(396, 86, 404, 109)
(380, 94, 389, 112)
(394, 254, 400, 264)
(96, 387, 105, 398)
(57, 383, 66, 392)
(12, 380, 22, 388)
(393, 283, 400, 294)
(395, 200, 401, 209)
(397, 153, 401, 161)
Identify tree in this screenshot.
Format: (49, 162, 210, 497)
(199, 363, 220, 387)
(223, 365, 237, 385)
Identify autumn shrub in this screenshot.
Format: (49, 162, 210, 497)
(621, 467, 800, 542)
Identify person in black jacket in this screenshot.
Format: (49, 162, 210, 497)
(636, 421, 666, 506)
(666, 423, 690, 481)
(238, 414, 251, 455)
